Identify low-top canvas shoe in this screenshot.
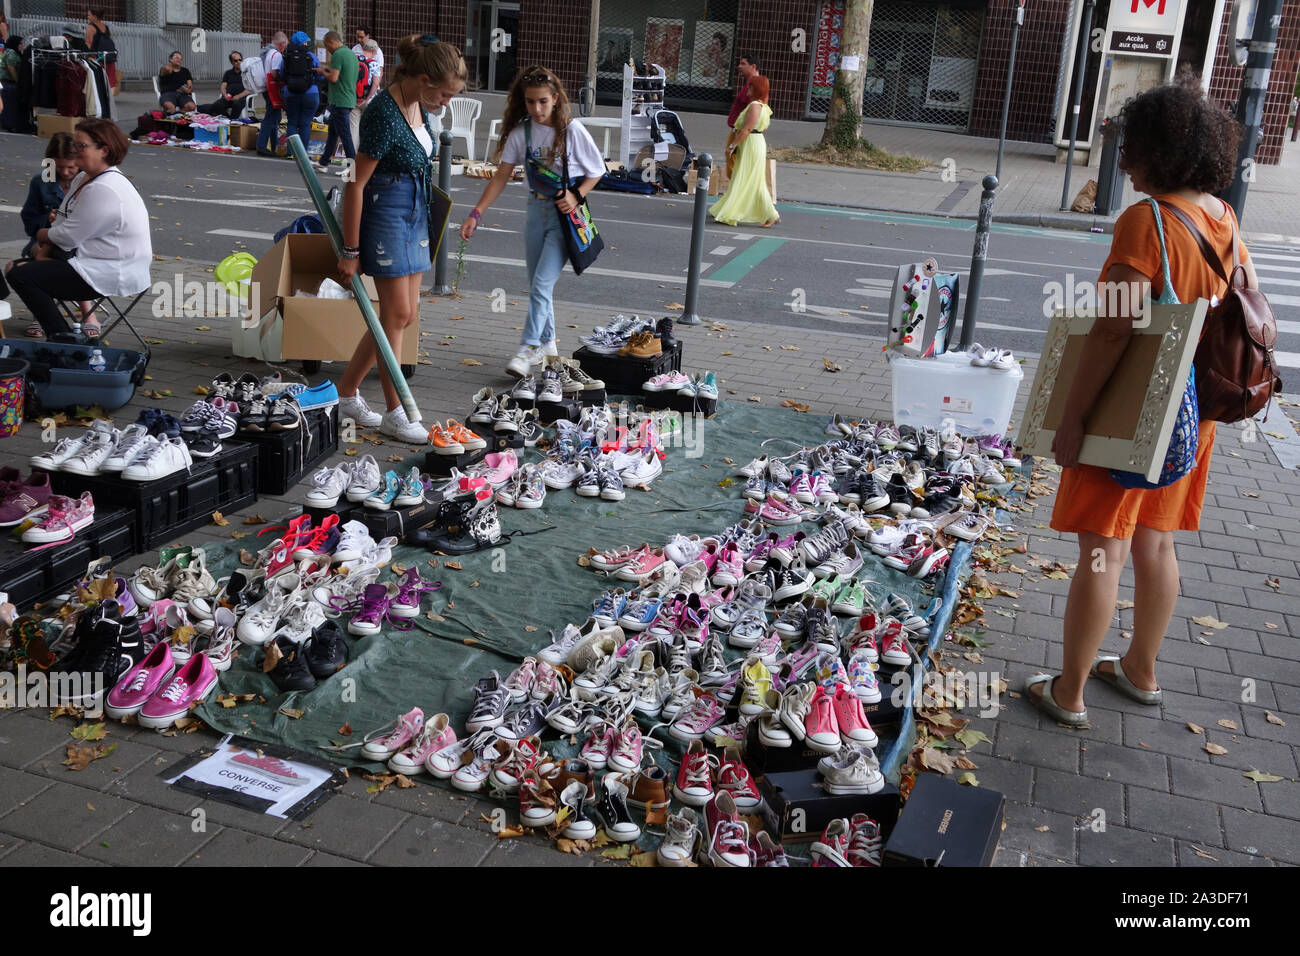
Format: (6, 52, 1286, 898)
(821, 747, 885, 795)
(847, 651, 882, 703)
(122, 435, 192, 481)
(452, 737, 506, 792)
(22, 492, 95, 544)
(716, 747, 763, 811)
(105, 642, 176, 720)
(60, 426, 119, 476)
(658, 808, 701, 866)
(832, 683, 879, 747)
(878, 620, 913, 666)
(31, 421, 113, 470)
(668, 693, 725, 742)
(673, 739, 718, 806)
(306, 463, 352, 508)
(137, 653, 219, 729)
(803, 685, 842, 753)
(361, 707, 425, 761)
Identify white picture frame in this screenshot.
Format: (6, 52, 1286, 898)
(1019, 300, 1208, 484)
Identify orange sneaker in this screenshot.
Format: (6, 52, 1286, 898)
(428, 422, 464, 455)
(446, 419, 487, 451)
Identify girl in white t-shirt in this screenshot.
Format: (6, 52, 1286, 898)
(460, 65, 606, 377)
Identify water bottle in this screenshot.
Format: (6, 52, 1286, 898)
(89, 349, 107, 373)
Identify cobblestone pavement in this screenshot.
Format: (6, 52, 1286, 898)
(1, 265, 1297, 867)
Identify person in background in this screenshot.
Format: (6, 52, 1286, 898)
(6, 120, 152, 340)
(349, 38, 382, 158)
(711, 68, 777, 228)
(725, 54, 763, 179)
(257, 31, 289, 157)
(280, 31, 319, 159)
(85, 9, 117, 91)
(1, 134, 92, 335)
(1029, 80, 1260, 726)
(158, 50, 196, 112)
(352, 26, 384, 77)
(335, 37, 466, 442)
(1, 33, 19, 82)
(315, 30, 358, 175)
(463, 65, 606, 378)
(0, 13, 9, 46)
(205, 50, 250, 118)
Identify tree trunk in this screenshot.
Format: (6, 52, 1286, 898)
(820, 0, 873, 149)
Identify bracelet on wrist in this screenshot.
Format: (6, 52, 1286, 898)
(468, 209, 481, 221)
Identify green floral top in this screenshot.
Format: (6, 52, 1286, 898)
(358, 89, 435, 176)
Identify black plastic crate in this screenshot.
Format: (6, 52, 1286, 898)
(639, 390, 719, 418)
(48, 441, 259, 552)
(424, 432, 521, 478)
(571, 342, 682, 396)
(0, 508, 135, 612)
(240, 406, 339, 496)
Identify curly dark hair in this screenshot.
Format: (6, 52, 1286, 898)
(1111, 79, 1242, 194)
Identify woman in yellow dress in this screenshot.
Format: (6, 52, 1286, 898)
(711, 76, 778, 228)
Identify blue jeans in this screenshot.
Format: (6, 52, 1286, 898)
(283, 88, 318, 154)
(256, 106, 281, 152)
(523, 194, 567, 347)
(322, 105, 354, 164)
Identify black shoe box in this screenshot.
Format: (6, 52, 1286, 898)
(0, 508, 135, 612)
(571, 341, 682, 396)
(536, 398, 581, 425)
(303, 500, 362, 528)
(756, 768, 901, 845)
(425, 432, 521, 478)
(240, 406, 339, 496)
(882, 773, 1004, 867)
(638, 391, 719, 418)
(358, 496, 445, 539)
(47, 441, 259, 553)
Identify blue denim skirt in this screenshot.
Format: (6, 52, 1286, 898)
(360, 172, 431, 278)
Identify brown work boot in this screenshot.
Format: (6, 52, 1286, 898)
(553, 757, 596, 800)
(620, 331, 663, 359)
(623, 763, 671, 811)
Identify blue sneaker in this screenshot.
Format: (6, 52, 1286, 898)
(592, 588, 628, 626)
(618, 592, 663, 632)
(365, 470, 401, 511)
(271, 379, 339, 411)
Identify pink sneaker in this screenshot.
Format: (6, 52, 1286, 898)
(704, 791, 752, 867)
(832, 683, 879, 747)
(696, 541, 721, 576)
(137, 653, 219, 729)
(388, 712, 455, 775)
(673, 739, 718, 806)
(742, 496, 802, 526)
(804, 685, 842, 754)
(811, 817, 853, 867)
(616, 545, 667, 583)
(669, 693, 724, 742)
(769, 531, 809, 566)
(711, 544, 744, 586)
(580, 720, 615, 770)
(847, 812, 883, 867)
(716, 746, 763, 811)
(21, 491, 95, 544)
(607, 718, 644, 773)
(503, 656, 539, 702)
(476, 450, 518, 488)
(361, 706, 425, 761)
(230, 753, 308, 786)
(878, 620, 912, 666)
(105, 642, 176, 720)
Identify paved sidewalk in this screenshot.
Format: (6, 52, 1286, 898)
(1, 265, 1297, 866)
(83, 89, 1300, 244)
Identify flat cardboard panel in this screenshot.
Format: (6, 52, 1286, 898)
(38, 113, 81, 138)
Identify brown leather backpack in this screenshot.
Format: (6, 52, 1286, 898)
(1159, 202, 1283, 423)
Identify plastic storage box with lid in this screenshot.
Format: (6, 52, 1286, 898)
(889, 351, 1023, 437)
(0, 338, 148, 413)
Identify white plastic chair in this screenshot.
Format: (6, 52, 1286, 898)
(241, 91, 261, 120)
(151, 74, 161, 99)
(447, 96, 482, 160)
(486, 118, 501, 158)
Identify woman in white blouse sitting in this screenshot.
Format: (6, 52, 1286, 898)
(7, 119, 152, 339)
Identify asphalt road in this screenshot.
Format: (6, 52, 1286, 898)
(3, 135, 1298, 375)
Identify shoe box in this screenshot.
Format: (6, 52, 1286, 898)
(302, 499, 363, 528)
(535, 397, 581, 425)
(756, 767, 902, 846)
(639, 389, 718, 418)
(881, 773, 1004, 867)
(240, 406, 339, 496)
(48, 441, 259, 553)
(742, 714, 899, 779)
(571, 341, 682, 396)
(358, 496, 445, 539)
(0, 508, 135, 611)
(424, 431, 522, 478)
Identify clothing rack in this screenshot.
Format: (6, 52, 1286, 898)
(28, 46, 116, 122)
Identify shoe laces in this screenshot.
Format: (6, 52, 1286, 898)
(158, 674, 191, 703)
(680, 749, 718, 789)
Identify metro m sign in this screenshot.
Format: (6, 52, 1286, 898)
(1110, 0, 1184, 36)
(1132, 0, 1167, 12)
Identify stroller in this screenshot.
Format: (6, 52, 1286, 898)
(633, 108, 694, 193)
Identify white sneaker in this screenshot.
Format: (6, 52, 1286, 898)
(31, 420, 114, 471)
(60, 427, 120, 476)
(506, 344, 545, 378)
(380, 405, 429, 443)
(122, 436, 193, 481)
(331, 519, 376, 562)
(345, 454, 381, 502)
(306, 463, 352, 508)
(101, 424, 152, 472)
(990, 349, 1017, 372)
(339, 393, 383, 428)
(541, 340, 558, 358)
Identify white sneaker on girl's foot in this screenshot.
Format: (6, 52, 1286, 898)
(506, 344, 545, 378)
(339, 393, 382, 427)
(380, 405, 429, 443)
(541, 339, 559, 358)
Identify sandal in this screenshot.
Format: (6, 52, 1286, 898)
(1023, 673, 1089, 726)
(82, 321, 102, 338)
(1090, 656, 1162, 705)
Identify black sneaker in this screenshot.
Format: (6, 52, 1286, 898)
(517, 410, 543, 447)
(211, 372, 236, 400)
(598, 772, 642, 842)
(266, 395, 301, 431)
(267, 636, 316, 692)
(239, 394, 271, 433)
(304, 619, 348, 679)
(657, 317, 677, 351)
(896, 425, 920, 454)
(50, 605, 141, 707)
(886, 473, 916, 516)
(407, 493, 480, 548)
(804, 596, 841, 655)
(234, 372, 262, 407)
(186, 423, 224, 459)
(424, 501, 503, 555)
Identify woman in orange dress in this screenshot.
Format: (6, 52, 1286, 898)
(1026, 79, 1260, 725)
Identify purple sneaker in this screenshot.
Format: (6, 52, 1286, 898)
(137, 653, 219, 729)
(389, 568, 442, 618)
(336, 583, 407, 636)
(0, 471, 53, 528)
(976, 433, 1005, 459)
(106, 642, 177, 720)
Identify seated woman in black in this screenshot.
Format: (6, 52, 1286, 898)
(205, 51, 250, 118)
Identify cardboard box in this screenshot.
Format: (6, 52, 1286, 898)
(230, 123, 259, 150)
(758, 768, 901, 844)
(237, 234, 416, 364)
(882, 774, 1005, 867)
(38, 113, 82, 138)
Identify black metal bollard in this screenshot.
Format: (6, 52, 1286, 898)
(958, 175, 998, 351)
(432, 129, 454, 294)
(681, 152, 712, 327)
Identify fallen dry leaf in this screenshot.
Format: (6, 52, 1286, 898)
(747, 395, 762, 403)
(1204, 741, 1228, 756)
(1034, 825, 1050, 833)
(459, 358, 484, 366)
(278, 707, 303, 719)
(63, 743, 116, 771)
(444, 561, 463, 570)
(1192, 615, 1229, 630)
(956, 772, 979, 786)
(211, 511, 229, 526)
(1186, 722, 1204, 734)
(263, 641, 283, 674)
(1190, 845, 1220, 861)
(780, 400, 811, 413)
(1265, 712, 1286, 726)
(1217, 719, 1240, 731)
(338, 723, 353, 736)
(823, 358, 842, 372)
(524, 625, 538, 632)
(69, 722, 108, 742)
(1242, 770, 1284, 783)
